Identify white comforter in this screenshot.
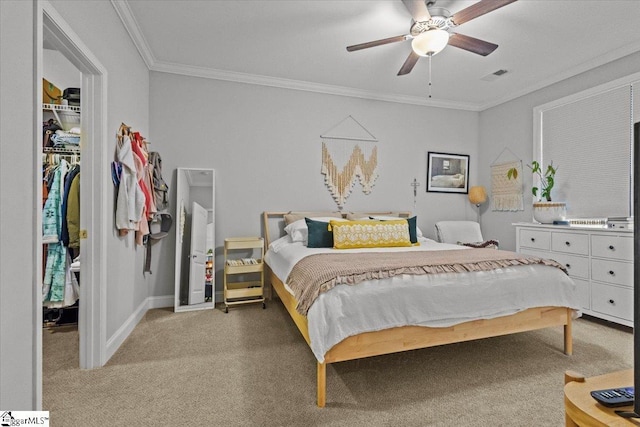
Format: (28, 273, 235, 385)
(265, 236, 580, 363)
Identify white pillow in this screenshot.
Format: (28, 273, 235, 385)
(284, 217, 348, 243)
(268, 235, 292, 253)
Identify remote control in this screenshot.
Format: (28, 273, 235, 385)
(590, 386, 634, 407)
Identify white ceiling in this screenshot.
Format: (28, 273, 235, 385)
(118, 0, 640, 111)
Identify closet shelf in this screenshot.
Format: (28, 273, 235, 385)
(43, 103, 80, 129)
(42, 103, 80, 114)
(43, 146, 80, 154)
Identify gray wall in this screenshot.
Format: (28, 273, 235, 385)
(0, 0, 39, 410)
(43, 0, 151, 338)
(479, 51, 640, 251)
(2, 0, 638, 410)
(1, 0, 149, 408)
(149, 71, 480, 297)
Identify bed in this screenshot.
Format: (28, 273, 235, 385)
(430, 173, 466, 188)
(262, 211, 580, 407)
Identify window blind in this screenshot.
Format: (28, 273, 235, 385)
(541, 85, 632, 218)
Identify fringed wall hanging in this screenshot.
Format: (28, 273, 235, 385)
(490, 147, 524, 211)
(320, 116, 379, 209)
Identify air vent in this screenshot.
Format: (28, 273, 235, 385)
(481, 69, 509, 82)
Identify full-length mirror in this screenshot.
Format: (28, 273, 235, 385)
(174, 168, 215, 312)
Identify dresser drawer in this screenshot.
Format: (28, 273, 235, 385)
(591, 258, 633, 287)
(551, 232, 589, 255)
(591, 235, 633, 261)
(591, 282, 633, 321)
(519, 229, 550, 250)
(548, 252, 589, 279)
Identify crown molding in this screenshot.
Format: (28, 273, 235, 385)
(479, 40, 640, 111)
(149, 60, 479, 111)
(110, 0, 478, 111)
(110, 0, 155, 69)
(112, 0, 640, 113)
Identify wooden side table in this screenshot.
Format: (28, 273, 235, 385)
(223, 237, 265, 313)
(564, 369, 635, 426)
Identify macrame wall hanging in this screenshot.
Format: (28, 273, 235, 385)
(490, 147, 524, 211)
(320, 116, 379, 210)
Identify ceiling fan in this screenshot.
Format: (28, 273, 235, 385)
(347, 0, 518, 76)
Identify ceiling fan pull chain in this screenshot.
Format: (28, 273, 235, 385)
(428, 54, 433, 99)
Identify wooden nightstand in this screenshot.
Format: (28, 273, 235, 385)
(223, 237, 265, 313)
(564, 369, 635, 426)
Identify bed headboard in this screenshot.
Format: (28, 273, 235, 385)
(262, 211, 412, 248)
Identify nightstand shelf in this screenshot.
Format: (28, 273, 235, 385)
(223, 237, 265, 313)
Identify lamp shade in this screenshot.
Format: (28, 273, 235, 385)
(411, 29, 449, 57)
(468, 186, 487, 205)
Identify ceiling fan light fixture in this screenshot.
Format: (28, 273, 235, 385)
(411, 29, 449, 57)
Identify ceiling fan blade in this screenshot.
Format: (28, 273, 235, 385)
(397, 51, 420, 76)
(448, 33, 498, 56)
(346, 35, 409, 52)
(402, 0, 431, 22)
(451, 0, 517, 26)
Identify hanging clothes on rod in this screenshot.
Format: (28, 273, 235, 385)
(42, 155, 80, 309)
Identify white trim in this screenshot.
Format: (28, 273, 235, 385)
(40, 0, 109, 371)
(150, 60, 479, 111)
(110, 0, 640, 112)
(533, 71, 640, 165)
(33, 3, 44, 410)
(533, 71, 640, 217)
(110, 0, 155, 69)
(105, 295, 173, 361)
(148, 295, 175, 309)
(534, 71, 640, 114)
(481, 41, 640, 111)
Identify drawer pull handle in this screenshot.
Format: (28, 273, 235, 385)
(565, 241, 571, 246)
(609, 245, 615, 250)
(609, 299, 615, 305)
(609, 270, 615, 276)
(565, 264, 571, 269)
(530, 238, 535, 242)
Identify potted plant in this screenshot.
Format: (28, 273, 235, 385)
(508, 160, 566, 224)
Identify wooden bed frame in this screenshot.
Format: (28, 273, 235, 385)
(262, 211, 573, 407)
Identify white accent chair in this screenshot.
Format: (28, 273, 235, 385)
(434, 221, 484, 244)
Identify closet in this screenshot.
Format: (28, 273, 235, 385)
(42, 47, 82, 329)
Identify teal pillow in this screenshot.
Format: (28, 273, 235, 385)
(305, 218, 333, 248)
(370, 216, 418, 244)
(406, 216, 418, 244)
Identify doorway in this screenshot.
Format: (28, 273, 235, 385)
(36, 1, 108, 403)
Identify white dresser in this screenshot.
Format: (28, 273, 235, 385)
(514, 222, 633, 327)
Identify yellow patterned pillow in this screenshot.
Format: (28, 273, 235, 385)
(330, 219, 412, 249)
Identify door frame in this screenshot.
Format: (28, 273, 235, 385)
(36, 0, 108, 403)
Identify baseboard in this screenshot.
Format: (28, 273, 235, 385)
(147, 294, 174, 309)
(105, 294, 173, 362)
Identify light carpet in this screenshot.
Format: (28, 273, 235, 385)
(43, 303, 632, 426)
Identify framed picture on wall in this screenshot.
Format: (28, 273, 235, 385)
(426, 152, 469, 194)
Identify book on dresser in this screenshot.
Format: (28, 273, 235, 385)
(514, 222, 633, 327)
